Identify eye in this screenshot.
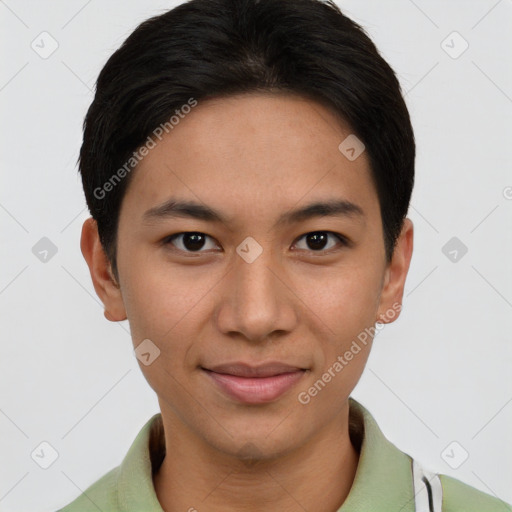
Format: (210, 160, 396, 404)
(164, 232, 220, 253)
(163, 231, 348, 255)
(293, 231, 348, 253)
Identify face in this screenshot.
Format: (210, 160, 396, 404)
(82, 92, 413, 461)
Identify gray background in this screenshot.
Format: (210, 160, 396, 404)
(1, 0, 511, 510)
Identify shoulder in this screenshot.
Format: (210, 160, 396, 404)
(440, 473, 512, 512)
(55, 465, 120, 511)
(54, 412, 163, 512)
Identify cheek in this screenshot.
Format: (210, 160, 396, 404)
(297, 263, 381, 385)
(119, 249, 196, 339)
(119, 252, 218, 379)
(294, 262, 381, 333)
(120, 262, 201, 395)
(303, 271, 377, 403)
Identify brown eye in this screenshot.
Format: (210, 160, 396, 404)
(293, 231, 347, 252)
(165, 232, 220, 253)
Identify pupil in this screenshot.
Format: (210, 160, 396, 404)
(307, 232, 327, 250)
(181, 233, 329, 252)
(183, 233, 205, 251)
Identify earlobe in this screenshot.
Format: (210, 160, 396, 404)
(80, 217, 127, 322)
(375, 218, 414, 324)
(104, 309, 120, 321)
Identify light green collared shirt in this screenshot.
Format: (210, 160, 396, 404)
(56, 398, 511, 511)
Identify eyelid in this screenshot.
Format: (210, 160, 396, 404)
(292, 231, 349, 253)
(164, 232, 221, 253)
(163, 230, 349, 255)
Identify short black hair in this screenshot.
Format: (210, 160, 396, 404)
(79, 0, 415, 282)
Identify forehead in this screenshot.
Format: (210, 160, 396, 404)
(120, 92, 379, 226)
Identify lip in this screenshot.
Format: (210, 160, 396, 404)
(202, 362, 307, 404)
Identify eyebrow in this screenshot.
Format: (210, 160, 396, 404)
(142, 197, 365, 228)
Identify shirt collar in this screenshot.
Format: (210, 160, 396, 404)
(340, 398, 415, 511)
(115, 398, 415, 511)
(116, 412, 165, 511)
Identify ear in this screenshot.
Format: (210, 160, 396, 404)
(80, 217, 127, 322)
(376, 218, 413, 324)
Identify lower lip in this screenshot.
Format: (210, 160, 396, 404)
(204, 369, 306, 404)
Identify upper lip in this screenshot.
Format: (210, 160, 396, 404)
(203, 362, 305, 378)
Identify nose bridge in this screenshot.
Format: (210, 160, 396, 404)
(218, 239, 296, 342)
(237, 248, 276, 304)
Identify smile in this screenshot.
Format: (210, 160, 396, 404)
(201, 363, 307, 404)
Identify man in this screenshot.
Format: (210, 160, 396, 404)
(57, 0, 512, 510)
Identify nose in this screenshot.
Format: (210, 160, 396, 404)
(215, 244, 298, 344)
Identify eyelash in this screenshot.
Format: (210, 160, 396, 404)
(162, 231, 349, 255)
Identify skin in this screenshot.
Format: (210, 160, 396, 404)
(81, 91, 413, 512)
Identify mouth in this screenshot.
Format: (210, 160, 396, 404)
(201, 362, 307, 404)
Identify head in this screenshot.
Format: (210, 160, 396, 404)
(80, 0, 414, 461)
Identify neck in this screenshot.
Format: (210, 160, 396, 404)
(153, 403, 360, 512)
